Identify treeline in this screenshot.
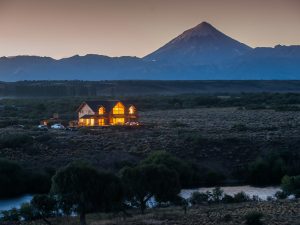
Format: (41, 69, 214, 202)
(0, 152, 200, 225)
(1, 80, 300, 97)
(1, 152, 300, 225)
(0, 159, 53, 198)
(239, 149, 300, 186)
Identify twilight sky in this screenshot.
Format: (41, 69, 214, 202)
(0, 0, 299, 59)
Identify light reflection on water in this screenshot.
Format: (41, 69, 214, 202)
(180, 185, 281, 200)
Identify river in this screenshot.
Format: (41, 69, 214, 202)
(0, 186, 281, 212)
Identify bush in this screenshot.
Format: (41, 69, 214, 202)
(281, 175, 300, 197)
(19, 203, 36, 221)
(0, 132, 33, 148)
(223, 214, 232, 222)
(274, 191, 288, 200)
(233, 192, 250, 203)
(244, 211, 264, 225)
(222, 194, 235, 203)
(212, 187, 224, 202)
(189, 191, 210, 205)
(0, 208, 20, 222)
(231, 123, 248, 131)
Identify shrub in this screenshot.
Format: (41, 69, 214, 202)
(223, 214, 232, 222)
(0, 208, 20, 222)
(244, 211, 264, 225)
(233, 192, 250, 203)
(274, 190, 288, 200)
(19, 203, 36, 221)
(281, 175, 300, 197)
(0, 132, 33, 148)
(189, 191, 210, 205)
(212, 187, 224, 202)
(231, 123, 248, 131)
(222, 194, 235, 203)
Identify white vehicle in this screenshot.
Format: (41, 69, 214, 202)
(125, 121, 140, 126)
(37, 125, 48, 130)
(51, 124, 65, 129)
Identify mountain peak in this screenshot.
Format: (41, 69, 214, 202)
(144, 21, 252, 64)
(177, 21, 221, 40)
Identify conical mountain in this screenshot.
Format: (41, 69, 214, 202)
(144, 22, 252, 64)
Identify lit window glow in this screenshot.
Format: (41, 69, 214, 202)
(113, 102, 125, 114)
(129, 106, 135, 114)
(99, 106, 105, 115)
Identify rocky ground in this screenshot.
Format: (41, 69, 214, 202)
(1, 107, 300, 174)
(19, 199, 300, 225)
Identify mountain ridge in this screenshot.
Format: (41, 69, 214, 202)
(0, 22, 299, 81)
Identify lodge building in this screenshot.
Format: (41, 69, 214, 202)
(76, 100, 138, 126)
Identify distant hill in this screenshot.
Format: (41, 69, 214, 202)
(0, 22, 299, 81)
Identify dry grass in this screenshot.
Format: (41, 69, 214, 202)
(22, 199, 300, 225)
(1, 107, 300, 174)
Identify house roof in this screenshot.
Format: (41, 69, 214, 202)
(77, 100, 132, 113)
(79, 114, 96, 119)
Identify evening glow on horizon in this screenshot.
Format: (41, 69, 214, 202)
(0, 0, 299, 59)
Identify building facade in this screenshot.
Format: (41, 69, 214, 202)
(77, 100, 138, 126)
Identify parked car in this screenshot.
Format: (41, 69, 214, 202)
(125, 121, 140, 126)
(51, 124, 65, 129)
(66, 126, 78, 131)
(37, 125, 48, 131)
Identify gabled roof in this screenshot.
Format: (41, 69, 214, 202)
(76, 100, 122, 113)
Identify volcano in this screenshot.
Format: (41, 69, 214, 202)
(144, 22, 252, 64)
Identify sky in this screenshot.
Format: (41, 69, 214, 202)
(0, 0, 299, 59)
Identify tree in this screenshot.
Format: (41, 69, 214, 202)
(51, 162, 123, 225)
(212, 187, 224, 202)
(19, 203, 36, 221)
(0, 158, 24, 197)
(281, 175, 300, 197)
(141, 151, 195, 187)
(31, 194, 57, 225)
(121, 164, 180, 214)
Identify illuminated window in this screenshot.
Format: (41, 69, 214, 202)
(129, 106, 135, 114)
(98, 107, 105, 115)
(113, 102, 124, 114)
(79, 118, 84, 125)
(98, 119, 105, 126)
(90, 118, 95, 126)
(113, 117, 125, 125)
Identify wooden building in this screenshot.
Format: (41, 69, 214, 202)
(76, 100, 138, 126)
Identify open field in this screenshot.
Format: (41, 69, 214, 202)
(18, 199, 300, 225)
(1, 106, 300, 179)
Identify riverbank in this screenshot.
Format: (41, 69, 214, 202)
(17, 199, 300, 225)
(0, 185, 281, 212)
